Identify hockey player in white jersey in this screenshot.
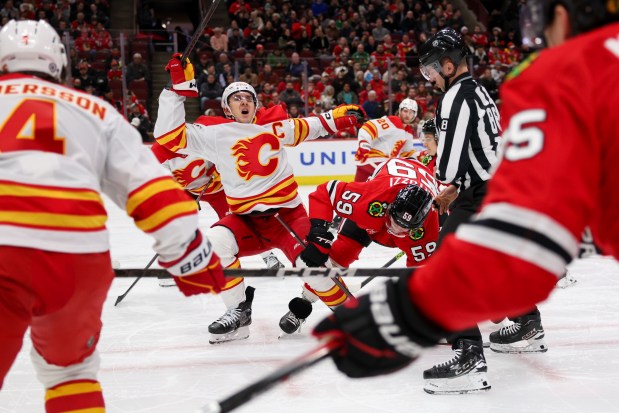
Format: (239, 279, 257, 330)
(0, 20, 224, 412)
(155, 53, 366, 343)
(354, 98, 419, 182)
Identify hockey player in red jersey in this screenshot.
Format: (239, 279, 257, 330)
(0, 20, 224, 412)
(415, 118, 438, 172)
(155, 54, 366, 344)
(279, 158, 439, 334)
(354, 98, 419, 183)
(311, 0, 619, 390)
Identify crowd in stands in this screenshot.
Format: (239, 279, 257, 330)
(1, 0, 529, 140)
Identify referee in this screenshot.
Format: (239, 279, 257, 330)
(417, 28, 501, 394)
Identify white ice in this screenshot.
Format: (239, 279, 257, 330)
(2, 186, 619, 413)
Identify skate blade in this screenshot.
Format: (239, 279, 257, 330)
(209, 326, 250, 344)
(424, 372, 491, 395)
(490, 338, 548, 353)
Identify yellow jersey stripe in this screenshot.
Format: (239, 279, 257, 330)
(134, 200, 197, 232)
(126, 179, 184, 215)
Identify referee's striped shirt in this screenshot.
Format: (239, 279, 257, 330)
(435, 73, 501, 191)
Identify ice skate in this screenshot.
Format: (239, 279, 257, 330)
(423, 339, 491, 394)
(208, 286, 255, 344)
(278, 297, 313, 337)
(262, 251, 285, 269)
(489, 314, 548, 353)
(556, 271, 577, 289)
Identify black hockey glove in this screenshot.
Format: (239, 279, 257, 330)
(299, 219, 334, 267)
(312, 275, 447, 378)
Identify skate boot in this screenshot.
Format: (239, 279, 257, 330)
(489, 314, 548, 353)
(279, 297, 313, 335)
(208, 286, 255, 344)
(423, 339, 491, 394)
(262, 251, 285, 269)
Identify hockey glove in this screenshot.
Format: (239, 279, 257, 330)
(159, 230, 225, 296)
(298, 219, 334, 267)
(355, 141, 371, 163)
(165, 52, 198, 98)
(313, 275, 447, 378)
(319, 104, 367, 134)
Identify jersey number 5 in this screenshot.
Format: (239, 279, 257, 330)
(0, 99, 64, 154)
(504, 109, 546, 161)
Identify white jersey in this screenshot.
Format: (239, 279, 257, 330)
(155, 89, 331, 214)
(0, 74, 197, 262)
(151, 142, 223, 196)
(355, 115, 416, 165)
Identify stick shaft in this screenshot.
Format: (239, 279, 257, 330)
(360, 250, 406, 289)
(180, 0, 221, 63)
(114, 266, 415, 278)
(198, 340, 340, 413)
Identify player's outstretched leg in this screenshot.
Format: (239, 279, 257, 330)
(208, 286, 255, 344)
(489, 311, 548, 353)
(423, 338, 491, 394)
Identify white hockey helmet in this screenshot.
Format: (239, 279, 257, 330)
(0, 20, 67, 82)
(221, 81, 258, 116)
(398, 98, 418, 117)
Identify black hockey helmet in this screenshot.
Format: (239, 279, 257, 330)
(419, 28, 467, 80)
(388, 184, 433, 235)
(521, 0, 619, 47)
(421, 118, 437, 136)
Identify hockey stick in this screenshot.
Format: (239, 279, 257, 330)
(359, 250, 406, 289)
(273, 213, 357, 302)
(180, 0, 221, 64)
(114, 266, 416, 278)
(114, 176, 213, 306)
(197, 339, 341, 413)
(114, 253, 158, 306)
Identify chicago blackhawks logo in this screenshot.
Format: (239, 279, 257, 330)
(172, 159, 206, 188)
(409, 227, 425, 240)
(231, 133, 280, 180)
(367, 201, 388, 217)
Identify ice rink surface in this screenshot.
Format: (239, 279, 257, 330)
(2, 186, 619, 413)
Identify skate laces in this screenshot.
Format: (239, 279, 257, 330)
(214, 308, 241, 327)
(436, 348, 462, 368)
(500, 322, 521, 336)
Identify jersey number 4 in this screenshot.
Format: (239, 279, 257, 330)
(0, 99, 65, 154)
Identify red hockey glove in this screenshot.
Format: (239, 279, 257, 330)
(355, 141, 371, 163)
(159, 230, 225, 296)
(319, 104, 367, 134)
(165, 52, 198, 98)
(313, 275, 447, 378)
(298, 219, 334, 267)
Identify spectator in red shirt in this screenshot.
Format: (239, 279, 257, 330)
(470, 24, 488, 48)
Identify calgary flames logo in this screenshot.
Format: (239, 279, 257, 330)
(390, 140, 406, 157)
(231, 133, 280, 180)
(172, 159, 207, 188)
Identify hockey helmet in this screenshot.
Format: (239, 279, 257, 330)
(419, 28, 467, 81)
(387, 184, 433, 237)
(0, 19, 67, 82)
(221, 81, 258, 117)
(520, 0, 619, 47)
(421, 118, 437, 136)
(398, 98, 418, 117)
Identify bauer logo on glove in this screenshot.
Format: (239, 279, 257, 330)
(165, 52, 198, 98)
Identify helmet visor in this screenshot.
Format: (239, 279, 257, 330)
(386, 215, 411, 238)
(419, 60, 442, 81)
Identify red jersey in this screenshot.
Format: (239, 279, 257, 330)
(409, 23, 619, 332)
(309, 158, 439, 266)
